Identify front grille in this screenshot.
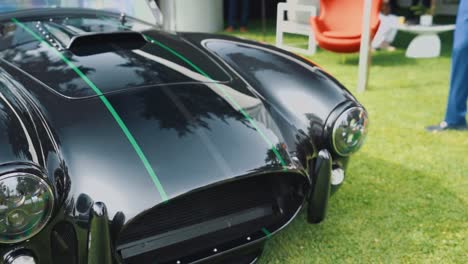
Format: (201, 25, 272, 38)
(50, 221, 78, 264)
(118, 173, 307, 264)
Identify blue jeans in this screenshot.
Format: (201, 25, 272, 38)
(228, 0, 249, 28)
(444, 0, 468, 126)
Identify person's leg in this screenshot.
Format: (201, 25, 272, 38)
(371, 27, 385, 49)
(444, 1, 468, 127)
(384, 28, 398, 43)
(384, 15, 399, 44)
(391, 0, 400, 11)
(422, 0, 431, 7)
(372, 15, 395, 50)
(240, 0, 249, 28)
(227, 0, 238, 29)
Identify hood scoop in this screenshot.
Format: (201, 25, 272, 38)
(68, 32, 147, 56)
(1, 19, 232, 99)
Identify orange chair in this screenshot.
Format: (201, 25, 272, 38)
(310, 0, 382, 53)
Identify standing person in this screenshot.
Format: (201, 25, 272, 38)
(372, 0, 399, 51)
(426, 0, 468, 132)
(412, 0, 434, 8)
(225, 0, 249, 33)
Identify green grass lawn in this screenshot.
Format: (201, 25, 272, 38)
(224, 22, 468, 263)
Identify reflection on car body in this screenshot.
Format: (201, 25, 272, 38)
(0, 4, 368, 264)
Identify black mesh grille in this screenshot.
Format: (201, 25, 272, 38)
(50, 221, 78, 264)
(118, 176, 276, 245)
(118, 173, 306, 264)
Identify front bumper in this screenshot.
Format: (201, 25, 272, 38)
(1, 152, 346, 264)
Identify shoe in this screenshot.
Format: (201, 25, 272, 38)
(379, 42, 396, 52)
(425, 121, 468, 132)
(224, 26, 234, 33)
(239, 27, 248, 33)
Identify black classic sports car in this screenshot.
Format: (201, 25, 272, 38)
(0, 1, 368, 264)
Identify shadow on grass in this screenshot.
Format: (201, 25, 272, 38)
(258, 155, 466, 263)
(342, 51, 416, 66)
(341, 29, 454, 67)
(393, 31, 454, 59)
(223, 18, 455, 58)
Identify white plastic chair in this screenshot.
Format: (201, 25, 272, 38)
(276, 0, 319, 55)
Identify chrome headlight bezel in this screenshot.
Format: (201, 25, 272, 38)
(331, 106, 368, 156)
(0, 172, 54, 244)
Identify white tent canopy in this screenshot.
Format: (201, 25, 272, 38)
(158, 0, 223, 33)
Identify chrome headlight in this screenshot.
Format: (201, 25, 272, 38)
(0, 173, 54, 243)
(332, 107, 368, 156)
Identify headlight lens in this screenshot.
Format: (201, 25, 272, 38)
(332, 107, 368, 156)
(0, 173, 54, 243)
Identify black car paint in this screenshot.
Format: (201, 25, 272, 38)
(0, 9, 360, 263)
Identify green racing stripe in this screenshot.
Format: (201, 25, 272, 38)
(12, 16, 288, 204)
(103, 18, 289, 170)
(12, 18, 169, 202)
(142, 36, 289, 170)
(261, 227, 272, 239)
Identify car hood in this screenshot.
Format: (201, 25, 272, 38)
(0, 15, 298, 221)
(1, 41, 296, 222)
(44, 81, 293, 221)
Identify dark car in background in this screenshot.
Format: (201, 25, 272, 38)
(0, 1, 368, 263)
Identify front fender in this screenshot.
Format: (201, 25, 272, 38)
(0, 69, 41, 166)
(197, 37, 357, 150)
